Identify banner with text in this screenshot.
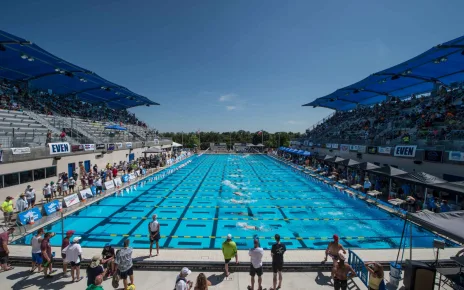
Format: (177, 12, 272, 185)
(83, 144, 95, 151)
(340, 144, 350, 153)
(49, 142, 71, 155)
(71, 144, 84, 152)
(63, 194, 80, 208)
(349, 145, 359, 151)
(367, 146, 378, 154)
(378, 147, 392, 154)
(107, 143, 115, 151)
(358, 145, 366, 153)
(104, 180, 115, 190)
(43, 200, 62, 215)
(116, 143, 123, 149)
(11, 147, 31, 155)
(424, 150, 443, 162)
(96, 144, 106, 150)
(394, 145, 417, 158)
(126, 142, 132, 148)
(114, 177, 122, 187)
(17, 207, 42, 225)
(449, 151, 464, 162)
(79, 188, 93, 200)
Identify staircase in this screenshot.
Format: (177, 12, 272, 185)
(23, 110, 78, 144)
(53, 116, 102, 144)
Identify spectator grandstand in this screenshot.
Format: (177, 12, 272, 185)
(305, 83, 464, 147)
(0, 29, 159, 148)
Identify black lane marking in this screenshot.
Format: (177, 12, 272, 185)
(164, 156, 217, 248)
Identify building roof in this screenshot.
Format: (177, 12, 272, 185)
(303, 35, 464, 111)
(0, 30, 159, 109)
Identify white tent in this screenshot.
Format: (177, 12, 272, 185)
(172, 142, 183, 147)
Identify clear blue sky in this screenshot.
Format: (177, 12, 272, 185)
(2, 0, 463, 133)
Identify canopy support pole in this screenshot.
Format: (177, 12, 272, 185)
(410, 220, 413, 262)
(396, 217, 408, 264)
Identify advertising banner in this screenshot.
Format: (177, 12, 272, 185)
(349, 145, 359, 151)
(11, 147, 31, 154)
(107, 143, 115, 151)
(43, 200, 62, 215)
(126, 142, 132, 148)
(367, 146, 378, 154)
(358, 145, 366, 153)
(340, 144, 350, 153)
(325, 143, 331, 149)
(114, 177, 122, 187)
(96, 144, 106, 150)
(378, 147, 392, 154)
(79, 188, 93, 200)
(104, 180, 115, 190)
(63, 194, 80, 208)
(17, 208, 42, 225)
(449, 151, 464, 162)
(331, 144, 339, 149)
(154, 138, 159, 145)
(394, 145, 417, 158)
(71, 144, 84, 152)
(49, 142, 71, 155)
(121, 174, 129, 183)
(83, 144, 95, 151)
(424, 150, 443, 162)
(116, 143, 123, 149)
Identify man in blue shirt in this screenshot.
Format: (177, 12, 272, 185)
(440, 200, 451, 213)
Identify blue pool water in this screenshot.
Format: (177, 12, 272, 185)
(14, 154, 451, 250)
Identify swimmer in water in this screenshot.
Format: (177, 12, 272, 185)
(237, 222, 261, 231)
(231, 199, 245, 204)
(234, 192, 244, 197)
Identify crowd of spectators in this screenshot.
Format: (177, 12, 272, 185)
(306, 84, 464, 144)
(0, 79, 147, 127)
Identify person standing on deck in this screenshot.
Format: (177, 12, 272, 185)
(148, 214, 160, 257)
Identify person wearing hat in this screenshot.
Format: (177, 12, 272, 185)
(0, 227, 15, 271)
(61, 230, 75, 276)
(175, 267, 193, 290)
(1, 196, 15, 225)
(43, 183, 52, 203)
(25, 185, 36, 207)
(86, 255, 106, 287)
(16, 193, 29, 213)
(221, 234, 238, 277)
(65, 236, 83, 282)
(69, 177, 76, 194)
(323, 234, 346, 264)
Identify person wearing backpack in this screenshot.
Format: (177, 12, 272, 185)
(175, 267, 193, 290)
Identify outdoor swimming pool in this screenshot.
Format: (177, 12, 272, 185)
(14, 154, 450, 250)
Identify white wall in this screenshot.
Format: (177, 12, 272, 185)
(0, 148, 146, 201)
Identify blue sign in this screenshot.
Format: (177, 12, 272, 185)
(17, 207, 42, 225)
(90, 186, 97, 195)
(43, 200, 61, 215)
(121, 174, 129, 183)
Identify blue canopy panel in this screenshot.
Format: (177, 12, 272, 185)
(105, 125, 127, 131)
(303, 35, 464, 111)
(0, 30, 159, 110)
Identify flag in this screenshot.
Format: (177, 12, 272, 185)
(257, 131, 262, 135)
(197, 129, 201, 134)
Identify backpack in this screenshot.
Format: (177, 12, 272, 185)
(173, 277, 186, 290)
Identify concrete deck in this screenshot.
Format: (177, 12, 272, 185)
(1, 267, 367, 290)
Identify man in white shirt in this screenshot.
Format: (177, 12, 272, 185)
(248, 239, 264, 290)
(175, 267, 193, 290)
(94, 177, 103, 195)
(25, 186, 36, 207)
(363, 178, 372, 193)
(43, 183, 52, 202)
(148, 214, 160, 257)
(65, 237, 83, 282)
(16, 193, 29, 212)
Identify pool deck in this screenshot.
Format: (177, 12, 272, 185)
(1, 267, 369, 290)
(8, 244, 458, 264)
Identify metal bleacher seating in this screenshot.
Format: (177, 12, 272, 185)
(0, 109, 49, 147)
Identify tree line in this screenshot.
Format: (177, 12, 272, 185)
(160, 131, 302, 149)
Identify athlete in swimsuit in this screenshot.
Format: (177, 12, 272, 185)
(323, 234, 346, 263)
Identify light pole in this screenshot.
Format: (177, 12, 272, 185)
(181, 131, 183, 147)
